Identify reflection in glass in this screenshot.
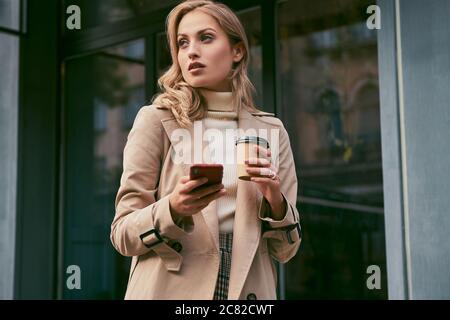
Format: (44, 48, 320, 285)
(64, 39, 145, 299)
(277, 0, 386, 299)
(62, 0, 180, 31)
(156, 32, 171, 79)
(238, 7, 262, 107)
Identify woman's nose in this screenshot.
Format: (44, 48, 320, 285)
(187, 42, 200, 59)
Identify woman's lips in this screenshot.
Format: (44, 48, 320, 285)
(188, 62, 206, 70)
(189, 66, 205, 74)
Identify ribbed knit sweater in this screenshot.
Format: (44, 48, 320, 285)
(199, 88, 238, 233)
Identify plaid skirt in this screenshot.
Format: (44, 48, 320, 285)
(213, 233, 233, 300)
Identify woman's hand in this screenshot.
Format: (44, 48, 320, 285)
(169, 176, 226, 220)
(245, 145, 287, 220)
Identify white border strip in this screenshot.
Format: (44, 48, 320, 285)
(395, 0, 413, 299)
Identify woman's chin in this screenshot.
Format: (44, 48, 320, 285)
(186, 79, 207, 88)
(188, 80, 227, 90)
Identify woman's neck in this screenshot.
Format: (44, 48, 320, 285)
(199, 88, 234, 112)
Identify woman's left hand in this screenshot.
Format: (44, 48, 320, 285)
(245, 145, 287, 219)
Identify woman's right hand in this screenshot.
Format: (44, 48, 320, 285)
(169, 175, 226, 219)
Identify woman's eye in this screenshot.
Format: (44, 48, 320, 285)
(201, 34, 213, 41)
(178, 39, 187, 47)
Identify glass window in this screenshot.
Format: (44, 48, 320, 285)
(156, 31, 171, 79)
(123, 86, 145, 129)
(238, 7, 262, 107)
(62, 0, 180, 32)
(0, 0, 20, 30)
(94, 98, 108, 131)
(63, 38, 146, 299)
(0, 32, 19, 299)
(277, 0, 387, 299)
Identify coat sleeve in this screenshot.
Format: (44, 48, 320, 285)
(257, 122, 302, 263)
(110, 106, 194, 271)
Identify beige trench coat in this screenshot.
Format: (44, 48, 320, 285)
(110, 104, 301, 300)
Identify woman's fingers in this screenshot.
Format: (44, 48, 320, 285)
(179, 175, 191, 184)
(254, 145, 271, 158)
(245, 157, 271, 167)
(182, 177, 209, 193)
(188, 183, 224, 202)
(246, 166, 276, 176)
(245, 145, 272, 166)
(172, 176, 226, 216)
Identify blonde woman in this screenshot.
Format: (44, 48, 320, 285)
(111, 0, 301, 300)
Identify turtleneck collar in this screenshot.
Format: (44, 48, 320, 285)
(199, 88, 234, 112)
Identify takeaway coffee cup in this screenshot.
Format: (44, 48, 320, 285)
(235, 136, 270, 181)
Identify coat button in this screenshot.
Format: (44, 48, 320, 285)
(171, 242, 183, 253)
(246, 293, 257, 300)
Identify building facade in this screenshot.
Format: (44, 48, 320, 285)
(1, 0, 449, 299)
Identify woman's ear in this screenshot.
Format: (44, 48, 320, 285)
(232, 42, 245, 63)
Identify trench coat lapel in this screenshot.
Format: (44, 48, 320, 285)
(227, 107, 265, 300)
(160, 115, 220, 253)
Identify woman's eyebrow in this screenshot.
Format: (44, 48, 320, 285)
(177, 28, 216, 37)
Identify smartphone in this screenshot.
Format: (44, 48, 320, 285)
(189, 164, 223, 187)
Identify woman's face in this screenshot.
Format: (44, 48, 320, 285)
(177, 9, 243, 92)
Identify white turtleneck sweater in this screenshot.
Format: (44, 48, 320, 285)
(199, 88, 238, 233)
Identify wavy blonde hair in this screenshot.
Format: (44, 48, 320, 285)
(152, 0, 260, 128)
